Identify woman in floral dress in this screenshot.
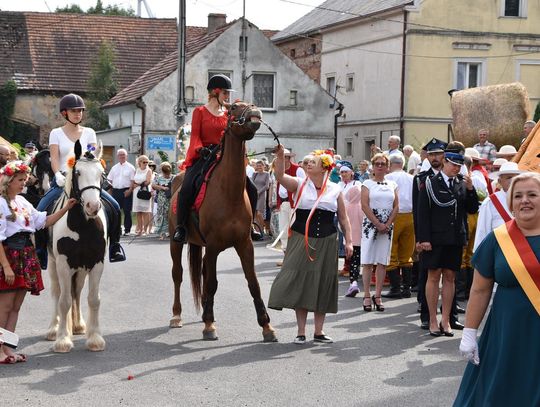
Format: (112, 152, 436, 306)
(360, 153, 398, 312)
(152, 162, 174, 239)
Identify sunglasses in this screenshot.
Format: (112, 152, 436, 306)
(374, 162, 386, 167)
(141, 161, 149, 164)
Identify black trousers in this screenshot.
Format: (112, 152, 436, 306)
(176, 158, 258, 227)
(111, 188, 133, 234)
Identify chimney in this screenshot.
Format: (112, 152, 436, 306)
(207, 13, 226, 33)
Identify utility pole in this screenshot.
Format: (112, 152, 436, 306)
(175, 0, 188, 128)
(241, 0, 247, 99)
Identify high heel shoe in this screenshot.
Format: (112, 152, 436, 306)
(439, 322, 454, 337)
(372, 295, 385, 312)
(363, 297, 372, 312)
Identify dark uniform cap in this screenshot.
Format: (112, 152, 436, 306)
(25, 142, 36, 149)
(207, 74, 235, 91)
(422, 138, 447, 153)
(444, 151, 465, 166)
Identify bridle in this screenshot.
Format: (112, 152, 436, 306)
(70, 158, 103, 207)
(226, 103, 254, 129)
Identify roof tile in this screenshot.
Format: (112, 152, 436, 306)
(0, 11, 178, 92)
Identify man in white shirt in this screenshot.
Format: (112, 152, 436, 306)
(384, 135, 405, 166)
(403, 145, 421, 175)
(383, 155, 414, 298)
(107, 149, 136, 235)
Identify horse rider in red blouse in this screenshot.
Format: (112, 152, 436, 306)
(173, 74, 258, 243)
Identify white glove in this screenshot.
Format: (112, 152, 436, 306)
(55, 171, 66, 187)
(459, 328, 479, 365)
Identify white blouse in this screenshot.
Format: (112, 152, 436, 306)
(49, 127, 97, 172)
(295, 178, 341, 212)
(0, 195, 47, 241)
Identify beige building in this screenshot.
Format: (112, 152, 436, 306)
(274, 0, 540, 162)
(405, 0, 540, 148)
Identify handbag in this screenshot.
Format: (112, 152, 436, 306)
(164, 180, 173, 199)
(137, 185, 152, 200)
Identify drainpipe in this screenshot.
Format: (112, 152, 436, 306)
(334, 103, 344, 151)
(399, 9, 408, 144)
(135, 99, 146, 155)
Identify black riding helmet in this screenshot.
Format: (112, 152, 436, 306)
(59, 93, 85, 125)
(207, 74, 234, 92)
(59, 93, 86, 112)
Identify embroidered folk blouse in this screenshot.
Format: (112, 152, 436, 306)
(0, 195, 47, 240)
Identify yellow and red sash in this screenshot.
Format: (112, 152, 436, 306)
(493, 220, 540, 316)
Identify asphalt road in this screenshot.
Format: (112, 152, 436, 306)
(1, 235, 467, 406)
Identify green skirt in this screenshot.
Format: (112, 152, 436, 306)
(268, 231, 338, 314)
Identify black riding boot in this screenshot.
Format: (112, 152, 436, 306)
(382, 268, 402, 298)
(103, 200, 126, 262)
(401, 267, 412, 298)
(173, 189, 189, 243)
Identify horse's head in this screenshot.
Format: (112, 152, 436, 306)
(32, 149, 53, 195)
(68, 140, 105, 218)
(227, 101, 262, 140)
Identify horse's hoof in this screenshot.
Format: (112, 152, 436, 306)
(53, 337, 73, 353)
(45, 330, 57, 341)
(86, 334, 106, 352)
(263, 331, 278, 343)
(202, 330, 218, 341)
(169, 317, 183, 328)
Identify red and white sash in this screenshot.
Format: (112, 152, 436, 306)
(489, 193, 512, 223)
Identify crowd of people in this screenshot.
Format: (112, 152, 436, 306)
(0, 83, 539, 405)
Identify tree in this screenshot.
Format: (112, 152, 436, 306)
(56, 0, 135, 16)
(0, 80, 17, 139)
(55, 4, 84, 13)
(85, 40, 118, 130)
(534, 102, 540, 123)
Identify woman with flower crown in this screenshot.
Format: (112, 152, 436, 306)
(36, 93, 125, 264)
(268, 145, 353, 345)
(0, 162, 76, 364)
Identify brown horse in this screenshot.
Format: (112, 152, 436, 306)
(168, 101, 277, 342)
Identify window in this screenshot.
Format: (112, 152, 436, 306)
(239, 36, 248, 53)
(326, 76, 336, 94)
(289, 90, 298, 106)
(345, 139, 353, 157)
(505, 0, 520, 16)
(346, 74, 354, 92)
(290, 48, 296, 58)
(185, 86, 194, 102)
(253, 73, 275, 109)
(501, 0, 527, 17)
(455, 61, 485, 90)
(310, 43, 317, 54)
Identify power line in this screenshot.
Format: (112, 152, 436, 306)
(277, 0, 540, 39)
(277, 26, 540, 60)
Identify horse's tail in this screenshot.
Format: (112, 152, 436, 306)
(188, 243, 203, 312)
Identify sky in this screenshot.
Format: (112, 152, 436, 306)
(0, 0, 323, 30)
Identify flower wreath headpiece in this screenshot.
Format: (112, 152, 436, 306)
(0, 161, 30, 177)
(311, 149, 335, 171)
(66, 144, 106, 169)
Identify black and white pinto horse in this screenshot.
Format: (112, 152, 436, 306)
(45, 140, 108, 353)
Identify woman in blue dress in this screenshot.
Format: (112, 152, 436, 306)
(454, 172, 540, 406)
